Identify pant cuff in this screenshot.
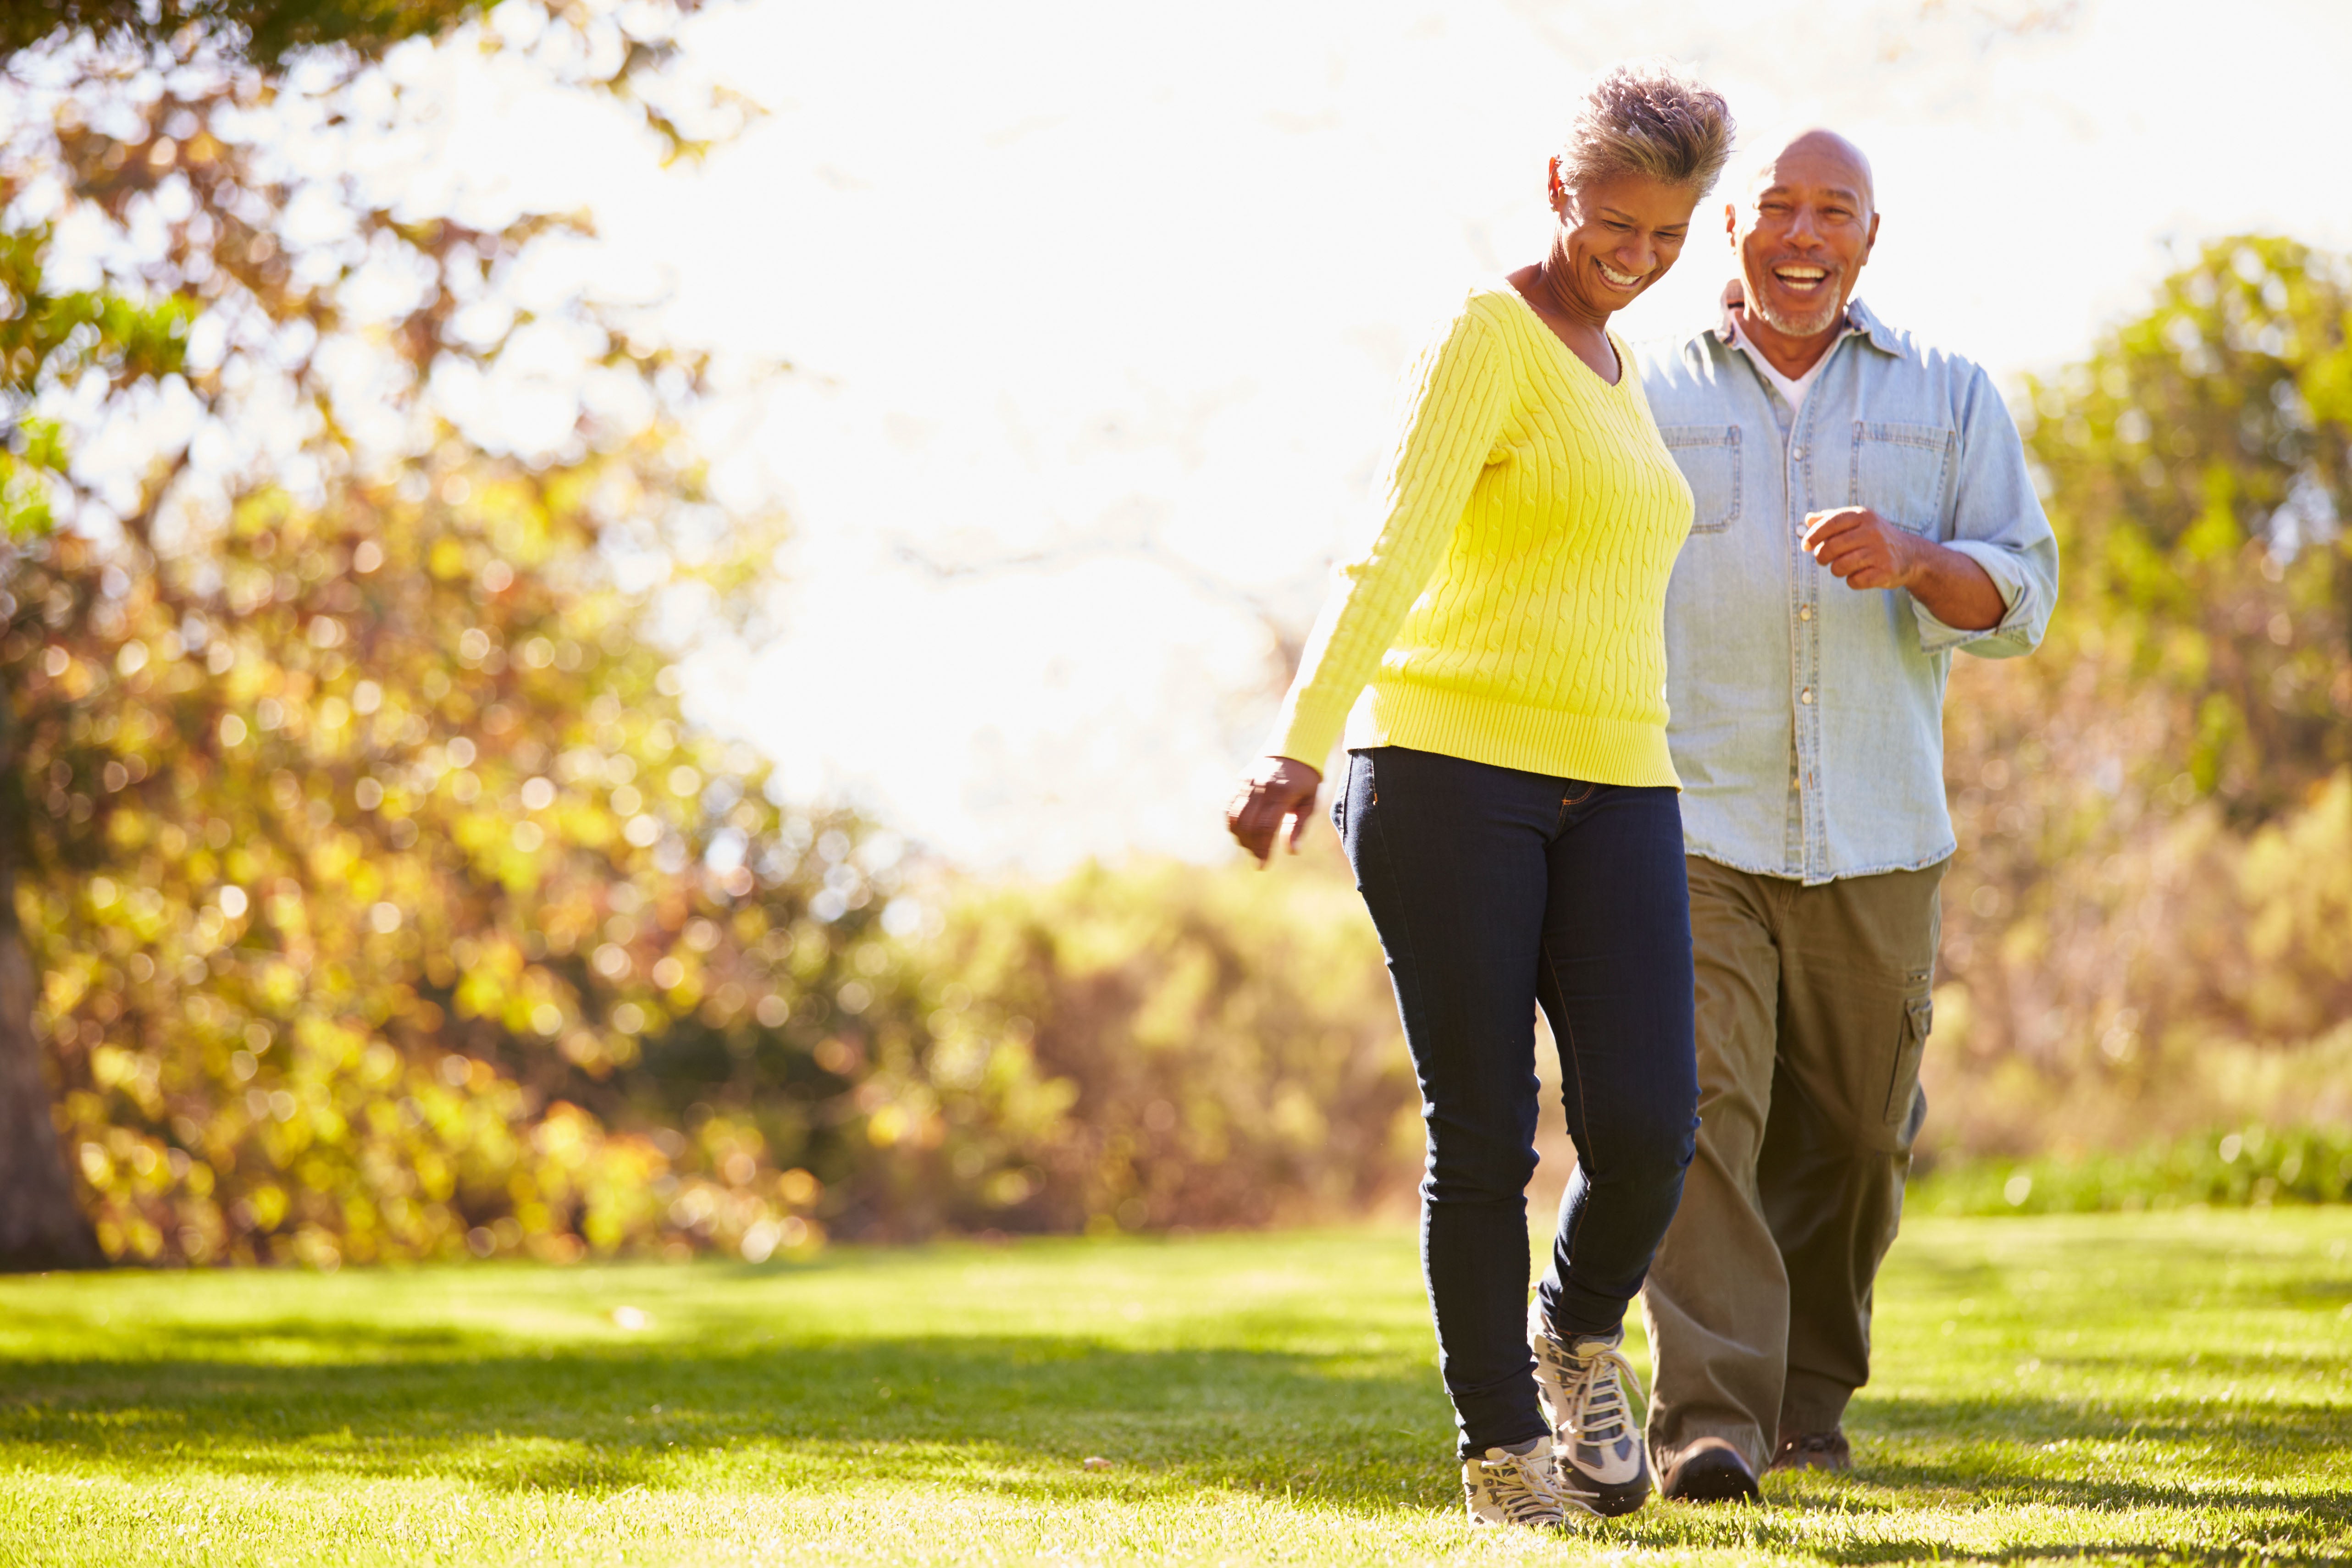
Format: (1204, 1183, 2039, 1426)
(1459, 1418, 1552, 1459)
(1777, 1370, 1855, 1438)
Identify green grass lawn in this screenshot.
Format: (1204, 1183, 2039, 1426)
(0, 1212, 2346, 1565)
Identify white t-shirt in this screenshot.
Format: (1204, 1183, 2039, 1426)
(1727, 311, 1830, 419)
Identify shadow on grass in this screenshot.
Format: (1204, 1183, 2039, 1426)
(0, 1335, 1456, 1505)
(3, 1334, 2347, 1556)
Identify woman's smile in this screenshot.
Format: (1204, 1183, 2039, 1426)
(1596, 258, 1650, 291)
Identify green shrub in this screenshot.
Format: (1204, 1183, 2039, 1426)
(1913, 1123, 2352, 1215)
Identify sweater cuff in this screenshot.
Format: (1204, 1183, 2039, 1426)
(1264, 685, 1352, 773)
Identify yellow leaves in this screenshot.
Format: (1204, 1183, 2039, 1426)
(247, 1184, 288, 1230)
(87, 1044, 152, 1109)
(43, 964, 88, 1017)
(293, 1012, 366, 1073)
(2236, 770, 2352, 1038)
(451, 934, 526, 1021)
(865, 1104, 908, 1148)
(532, 1104, 594, 1166)
(2181, 462, 2242, 562)
(261, 888, 310, 953)
(776, 1167, 821, 1207)
(429, 537, 468, 579)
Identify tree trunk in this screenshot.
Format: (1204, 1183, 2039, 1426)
(0, 695, 102, 1271)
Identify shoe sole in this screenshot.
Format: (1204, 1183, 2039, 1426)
(1662, 1448, 1760, 1503)
(1560, 1476, 1651, 1518)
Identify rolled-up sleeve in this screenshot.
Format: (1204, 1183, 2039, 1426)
(1913, 366, 2059, 658)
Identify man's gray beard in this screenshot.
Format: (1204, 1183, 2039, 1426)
(1748, 287, 1844, 339)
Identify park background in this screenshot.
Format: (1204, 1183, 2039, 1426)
(1, 0, 2349, 1275)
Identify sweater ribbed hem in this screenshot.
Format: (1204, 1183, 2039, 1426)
(1360, 679, 1681, 789)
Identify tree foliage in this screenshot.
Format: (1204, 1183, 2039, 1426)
(1926, 237, 2352, 1159)
(0, 2, 899, 1267)
(2017, 235, 2351, 817)
(8, 451, 930, 1264)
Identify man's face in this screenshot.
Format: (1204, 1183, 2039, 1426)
(1731, 135, 1879, 338)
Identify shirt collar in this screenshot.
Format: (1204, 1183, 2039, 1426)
(1710, 278, 1901, 358)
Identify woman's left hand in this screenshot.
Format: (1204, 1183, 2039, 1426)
(1225, 756, 1323, 867)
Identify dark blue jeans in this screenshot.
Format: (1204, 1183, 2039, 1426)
(1336, 746, 1699, 1455)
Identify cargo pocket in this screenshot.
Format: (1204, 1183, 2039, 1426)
(1884, 992, 1933, 1126)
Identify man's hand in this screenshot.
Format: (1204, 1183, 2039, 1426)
(1802, 506, 1918, 590)
(1225, 756, 1322, 867)
(1803, 506, 2007, 631)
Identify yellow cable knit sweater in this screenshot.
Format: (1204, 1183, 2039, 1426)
(1267, 282, 1694, 787)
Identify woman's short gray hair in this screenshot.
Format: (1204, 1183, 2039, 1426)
(1558, 60, 1735, 198)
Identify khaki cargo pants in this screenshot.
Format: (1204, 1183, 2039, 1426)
(1640, 854, 1944, 1477)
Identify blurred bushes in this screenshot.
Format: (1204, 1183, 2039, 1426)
(1921, 237, 2352, 1162)
(12, 480, 908, 1266)
(837, 852, 1417, 1238)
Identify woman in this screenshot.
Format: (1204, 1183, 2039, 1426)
(1224, 63, 1733, 1529)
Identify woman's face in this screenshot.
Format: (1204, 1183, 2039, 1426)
(1546, 162, 1701, 317)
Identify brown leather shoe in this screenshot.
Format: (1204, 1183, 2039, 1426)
(1657, 1436, 1760, 1502)
(1769, 1428, 1853, 1473)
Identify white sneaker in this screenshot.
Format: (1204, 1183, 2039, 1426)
(1529, 1301, 1653, 1517)
(1461, 1436, 1566, 1528)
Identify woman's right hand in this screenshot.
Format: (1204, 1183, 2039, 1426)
(1224, 756, 1324, 867)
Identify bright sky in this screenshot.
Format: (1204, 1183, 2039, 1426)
(411, 0, 2351, 872)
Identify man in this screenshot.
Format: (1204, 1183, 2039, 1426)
(1633, 129, 2058, 1500)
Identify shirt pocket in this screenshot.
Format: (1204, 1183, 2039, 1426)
(1849, 420, 1955, 536)
(1658, 424, 1741, 536)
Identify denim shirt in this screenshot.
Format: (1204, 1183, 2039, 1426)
(1638, 295, 2058, 885)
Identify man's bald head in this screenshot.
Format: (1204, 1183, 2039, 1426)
(1749, 129, 1875, 217)
(1729, 128, 1881, 344)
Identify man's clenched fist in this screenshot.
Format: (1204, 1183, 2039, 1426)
(1802, 506, 1918, 591)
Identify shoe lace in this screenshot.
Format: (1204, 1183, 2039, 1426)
(1480, 1451, 1561, 1524)
(1565, 1342, 1638, 1449)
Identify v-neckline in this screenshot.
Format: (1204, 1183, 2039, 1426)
(1502, 281, 1625, 389)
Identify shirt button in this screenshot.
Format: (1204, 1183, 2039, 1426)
(1792, 446, 1807, 459)
(1800, 688, 1815, 704)
(1799, 605, 1813, 621)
